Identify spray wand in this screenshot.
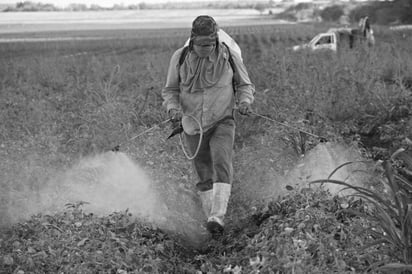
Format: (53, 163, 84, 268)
(110, 109, 327, 152)
(111, 118, 171, 152)
(247, 110, 328, 142)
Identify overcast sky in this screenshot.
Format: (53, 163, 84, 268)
(0, 0, 224, 8)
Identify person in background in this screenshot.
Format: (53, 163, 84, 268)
(161, 15, 255, 234)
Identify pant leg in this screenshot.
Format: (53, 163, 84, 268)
(184, 132, 213, 191)
(209, 119, 235, 185)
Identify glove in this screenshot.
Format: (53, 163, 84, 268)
(238, 102, 251, 116)
(168, 108, 183, 128)
(168, 108, 183, 122)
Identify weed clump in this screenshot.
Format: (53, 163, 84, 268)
(0, 203, 196, 273)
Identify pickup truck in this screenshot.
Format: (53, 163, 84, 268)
(292, 17, 375, 53)
(292, 31, 339, 52)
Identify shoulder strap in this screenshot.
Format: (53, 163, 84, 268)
(222, 42, 236, 76)
(177, 46, 189, 83)
(222, 42, 237, 93)
(179, 46, 189, 67)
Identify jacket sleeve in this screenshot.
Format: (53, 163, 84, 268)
(230, 50, 255, 105)
(161, 48, 184, 112)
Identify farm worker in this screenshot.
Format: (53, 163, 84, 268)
(161, 15, 255, 234)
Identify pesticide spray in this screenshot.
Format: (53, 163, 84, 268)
(0, 150, 208, 247)
(46, 151, 161, 219)
(282, 142, 371, 195)
(0, 110, 372, 249)
(237, 141, 372, 208)
(0, 152, 159, 222)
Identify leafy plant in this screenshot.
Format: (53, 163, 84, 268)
(310, 148, 412, 272)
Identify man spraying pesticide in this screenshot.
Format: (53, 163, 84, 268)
(161, 15, 255, 234)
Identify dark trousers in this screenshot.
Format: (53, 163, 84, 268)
(184, 118, 235, 191)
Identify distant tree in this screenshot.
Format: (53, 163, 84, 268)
(112, 4, 126, 10)
(254, 3, 267, 15)
(89, 4, 104, 11)
(1, 1, 59, 11)
(138, 2, 147, 10)
(66, 3, 87, 11)
(16, 1, 27, 9)
(282, 2, 309, 13)
(349, 0, 412, 25)
(348, 4, 371, 23)
(127, 5, 138, 10)
(40, 3, 57, 11)
(398, 0, 412, 23)
(294, 2, 312, 11)
(320, 5, 344, 22)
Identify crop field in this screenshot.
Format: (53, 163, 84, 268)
(1, 13, 412, 272)
(0, 9, 277, 34)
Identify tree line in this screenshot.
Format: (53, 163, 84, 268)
(349, 0, 412, 25)
(3, 0, 412, 26)
(321, 0, 412, 25)
(1, 1, 272, 12)
(275, 0, 412, 25)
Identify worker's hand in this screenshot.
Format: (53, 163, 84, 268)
(168, 108, 183, 128)
(238, 102, 251, 116)
(168, 108, 182, 122)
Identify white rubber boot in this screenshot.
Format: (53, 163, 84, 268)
(207, 183, 231, 234)
(198, 189, 213, 218)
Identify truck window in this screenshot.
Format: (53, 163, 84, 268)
(315, 35, 332, 45)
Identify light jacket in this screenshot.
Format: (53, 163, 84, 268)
(162, 43, 255, 134)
